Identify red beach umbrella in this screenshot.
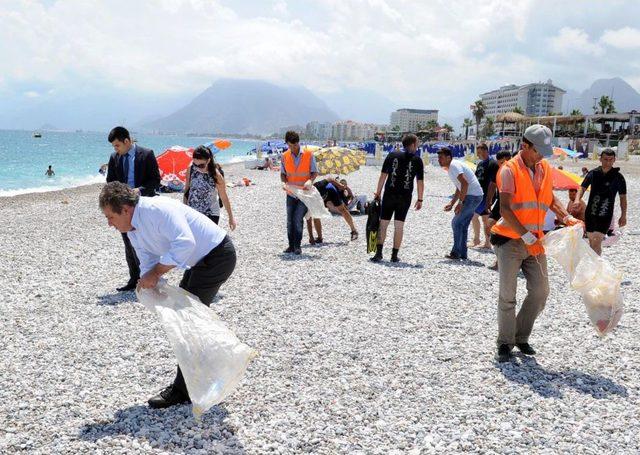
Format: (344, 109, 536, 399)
(551, 167, 582, 190)
(157, 146, 193, 183)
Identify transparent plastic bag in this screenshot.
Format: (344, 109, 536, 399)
(285, 184, 331, 219)
(543, 225, 624, 336)
(137, 282, 256, 418)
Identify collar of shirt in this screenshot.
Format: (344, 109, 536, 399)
(131, 198, 143, 230)
(516, 153, 544, 175)
(127, 143, 137, 159)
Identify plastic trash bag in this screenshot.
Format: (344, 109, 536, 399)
(543, 225, 623, 336)
(137, 282, 256, 418)
(285, 184, 331, 219)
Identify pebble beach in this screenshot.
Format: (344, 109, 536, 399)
(1, 158, 640, 453)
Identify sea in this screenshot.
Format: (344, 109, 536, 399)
(0, 130, 259, 197)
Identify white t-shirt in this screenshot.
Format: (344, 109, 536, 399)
(543, 209, 557, 232)
(447, 160, 484, 197)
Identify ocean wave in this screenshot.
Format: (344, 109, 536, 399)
(222, 155, 255, 164)
(0, 174, 106, 198)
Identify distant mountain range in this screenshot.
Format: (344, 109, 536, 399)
(563, 77, 640, 114)
(142, 79, 339, 135)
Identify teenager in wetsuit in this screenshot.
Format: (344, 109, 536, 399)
(371, 133, 424, 263)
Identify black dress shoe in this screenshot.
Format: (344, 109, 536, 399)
(148, 386, 189, 409)
(116, 281, 137, 292)
(293, 248, 302, 255)
(283, 247, 295, 254)
(516, 343, 536, 355)
(445, 253, 461, 260)
(495, 344, 512, 363)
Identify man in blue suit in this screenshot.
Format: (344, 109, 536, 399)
(106, 126, 161, 291)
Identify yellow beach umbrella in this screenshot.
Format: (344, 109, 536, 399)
(314, 147, 366, 175)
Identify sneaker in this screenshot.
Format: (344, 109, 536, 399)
(148, 386, 189, 409)
(495, 344, 512, 363)
(308, 237, 316, 245)
(283, 247, 295, 254)
(516, 343, 536, 355)
(390, 255, 400, 263)
(370, 253, 383, 263)
(315, 237, 323, 244)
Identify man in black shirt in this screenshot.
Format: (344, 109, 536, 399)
(471, 143, 499, 248)
(572, 148, 627, 256)
(371, 134, 424, 263)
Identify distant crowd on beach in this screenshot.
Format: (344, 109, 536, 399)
(97, 122, 628, 407)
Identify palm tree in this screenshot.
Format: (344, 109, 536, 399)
(512, 106, 524, 115)
(482, 116, 495, 137)
(598, 96, 616, 114)
(471, 100, 485, 137)
(570, 109, 582, 116)
(462, 118, 473, 140)
(426, 119, 439, 131)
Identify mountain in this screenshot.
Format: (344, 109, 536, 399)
(321, 88, 398, 124)
(563, 77, 640, 114)
(143, 79, 339, 135)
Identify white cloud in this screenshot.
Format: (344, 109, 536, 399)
(24, 91, 40, 98)
(0, 0, 638, 118)
(601, 27, 640, 49)
(548, 27, 604, 57)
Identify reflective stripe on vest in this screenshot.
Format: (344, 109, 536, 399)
(491, 157, 554, 239)
(283, 150, 312, 187)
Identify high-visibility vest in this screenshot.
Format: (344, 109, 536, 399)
(283, 149, 312, 187)
(491, 157, 553, 239)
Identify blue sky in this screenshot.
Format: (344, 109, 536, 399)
(1, 0, 639, 129)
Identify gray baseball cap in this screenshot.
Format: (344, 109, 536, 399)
(523, 124, 553, 157)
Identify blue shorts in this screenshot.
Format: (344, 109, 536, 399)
(474, 198, 487, 215)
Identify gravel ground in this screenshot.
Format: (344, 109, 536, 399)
(1, 158, 639, 454)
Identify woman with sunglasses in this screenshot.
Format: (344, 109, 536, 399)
(184, 145, 237, 231)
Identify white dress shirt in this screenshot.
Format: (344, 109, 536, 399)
(128, 196, 227, 276)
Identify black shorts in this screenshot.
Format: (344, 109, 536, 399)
(315, 182, 344, 207)
(380, 193, 412, 222)
(586, 215, 613, 235)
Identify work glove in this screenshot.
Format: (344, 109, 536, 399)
(521, 231, 545, 256)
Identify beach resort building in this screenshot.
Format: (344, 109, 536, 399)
(305, 121, 333, 140)
(389, 109, 439, 132)
(480, 80, 566, 117)
(330, 120, 383, 141)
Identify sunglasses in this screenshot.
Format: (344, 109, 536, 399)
(193, 162, 207, 169)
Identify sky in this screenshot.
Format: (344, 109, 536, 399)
(1, 0, 640, 129)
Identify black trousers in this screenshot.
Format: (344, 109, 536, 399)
(121, 233, 140, 283)
(171, 235, 237, 397)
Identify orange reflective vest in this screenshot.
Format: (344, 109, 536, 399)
(283, 149, 312, 187)
(491, 157, 553, 239)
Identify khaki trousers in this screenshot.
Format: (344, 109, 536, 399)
(495, 239, 550, 347)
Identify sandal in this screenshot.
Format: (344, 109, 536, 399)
(351, 231, 359, 241)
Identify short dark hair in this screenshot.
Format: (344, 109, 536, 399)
(496, 150, 511, 160)
(477, 143, 489, 151)
(99, 182, 139, 214)
(600, 148, 616, 157)
(401, 133, 418, 148)
(436, 147, 452, 157)
(108, 126, 131, 143)
(285, 131, 300, 144)
(522, 136, 533, 147)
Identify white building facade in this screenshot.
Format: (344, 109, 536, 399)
(480, 80, 566, 117)
(389, 108, 439, 132)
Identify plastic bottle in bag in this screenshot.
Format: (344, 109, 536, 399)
(137, 282, 256, 418)
(543, 225, 624, 336)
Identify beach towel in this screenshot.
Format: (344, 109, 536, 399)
(543, 225, 624, 336)
(366, 200, 381, 254)
(137, 282, 256, 418)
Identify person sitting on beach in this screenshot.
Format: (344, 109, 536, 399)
(99, 181, 237, 409)
(306, 177, 359, 244)
(45, 165, 55, 177)
(183, 145, 236, 230)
